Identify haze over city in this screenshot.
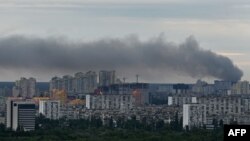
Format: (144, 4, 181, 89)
(0, 0, 249, 83)
(2, 1, 250, 140)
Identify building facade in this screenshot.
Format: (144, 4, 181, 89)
(50, 71, 98, 96)
(231, 81, 250, 95)
(6, 98, 35, 131)
(12, 77, 36, 98)
(99, 70, 116, 87)
(86, 94, 134, 111)
(183, 103, 207, 129)
(168, 96, 197, 106)
(170, 94, 250, 125)
(39, 100, 60, 119)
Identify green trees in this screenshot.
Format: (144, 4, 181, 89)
(170, 112, 182, 131)
(0, 123, 4, 132)
(0, 124, 223, 141)
(0, 114, 224, 141)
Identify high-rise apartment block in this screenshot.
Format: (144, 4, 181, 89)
(231, 81, 250, 94)
(12, 77, 36, 98)
(99, 70, 116, 86)
(214, 80, 233, 95)
(50, 71, 97, 95)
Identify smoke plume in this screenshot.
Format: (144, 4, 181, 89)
(0, 35, 243, 81)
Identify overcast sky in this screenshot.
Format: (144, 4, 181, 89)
(0, 0, 249, 83)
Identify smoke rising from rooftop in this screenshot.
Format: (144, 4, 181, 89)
(0, 35, 243, 81)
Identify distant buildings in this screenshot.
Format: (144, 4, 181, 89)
(0, 96, 6, 114)
(50, 71, 97, 96)
(3, 71, 250, 132)
(192, 80, 215, 95)
(132, 89, 150, 106)
(99, 70, 116, 87)
(6, 98, 35, 131)
(198, 96, 244, 116)
(12, 77, 36, 98)
(50, 89, 67, 105)
(170, 95, 246, 116)
(178, 80, 250, 96)
(168, 96, 197, 106)
(86, 94, 134, 111)
(214, 80, 233, 95)
(169, 94, 250, 128)
(231, 81, 250, 95)
(85, 71, 98, 94)
(97, 83, 150, 105)
(39, 100, 60, 120)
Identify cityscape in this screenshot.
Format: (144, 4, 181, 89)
(1, 0, 250, 140)
(0, 70, 250, 135)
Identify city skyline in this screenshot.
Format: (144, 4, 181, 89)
(0, 0, 249, 83)
(1, 1, 250, 140)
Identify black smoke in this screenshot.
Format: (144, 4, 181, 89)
(0, 35, 243, 81)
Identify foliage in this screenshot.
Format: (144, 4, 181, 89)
(0, 115, 223, 141)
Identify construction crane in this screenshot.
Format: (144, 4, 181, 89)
(123, 77, 127, 83)
(122, 77, 127, 94)
(136, 74, 139, 83)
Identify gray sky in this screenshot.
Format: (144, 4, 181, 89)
(0, 0, 249, 83)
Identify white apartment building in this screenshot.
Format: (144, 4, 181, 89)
(6, 98, 35, 131)
(86, 94, 134, 110)
(39, 100, 60, 120)
(170, 95, 245, 116)
(183, 103, 207, 129)
(170, 95, 250, 125)
(197, 96, 244, 116)
(168, 96, 197, 106)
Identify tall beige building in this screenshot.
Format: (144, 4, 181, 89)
(99, 70, 116, 86)
(231, 81, 250, 94)
(50, 71, 98, 95)
(12, 77, 36, 98)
